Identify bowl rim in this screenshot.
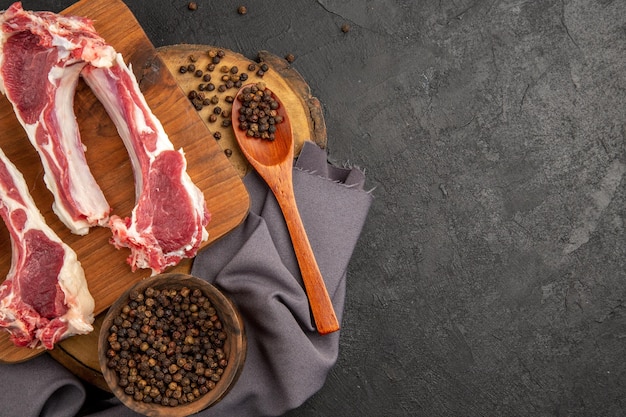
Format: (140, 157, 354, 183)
(98, 273, 246, 416)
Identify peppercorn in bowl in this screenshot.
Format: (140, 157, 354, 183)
(98, 273, 246, 417)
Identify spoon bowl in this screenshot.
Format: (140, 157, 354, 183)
(232, 97, 293, 167)
(232, 83, 339, 335)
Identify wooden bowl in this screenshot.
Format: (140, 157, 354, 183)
(98, 273, 246, 416)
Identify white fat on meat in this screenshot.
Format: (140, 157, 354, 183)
(0, 2, 115, 235)
(0, 145, 94, 349)
(82, 53, 210, 275)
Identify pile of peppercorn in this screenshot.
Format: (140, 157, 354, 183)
(104, 286, 229, 408)
(236, 83, 284, 141)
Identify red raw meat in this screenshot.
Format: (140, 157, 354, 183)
(82, 53, 210, 274)
(0, 2, 114, 235)
(0, 146, 94, 349)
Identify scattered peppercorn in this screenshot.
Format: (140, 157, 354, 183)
(224, 149, 233, 157)
(341, 23, 351, 33)
(105, 286, 228, 407)
(178, 49, 277, 147)
(188, 2, 197, 11)
(237, 5, 247, 15)
(285, 53, 295, 63)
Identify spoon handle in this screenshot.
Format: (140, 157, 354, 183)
(270, 178, 340, 335)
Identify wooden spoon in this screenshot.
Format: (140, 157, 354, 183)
(231, 84, 339, 335)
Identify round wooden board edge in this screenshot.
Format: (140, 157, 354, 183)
(156, 44, 328, 160)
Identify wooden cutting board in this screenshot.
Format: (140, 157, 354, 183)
(0, 0, 250, 363)
(48, 44, 328, 392)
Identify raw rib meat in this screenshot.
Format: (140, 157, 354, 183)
(82, 53, 210, 275)
(0, 2, 115, 235)
(0, 145, 94, 349)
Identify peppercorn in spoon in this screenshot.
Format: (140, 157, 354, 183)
(231, 83, 339, 335)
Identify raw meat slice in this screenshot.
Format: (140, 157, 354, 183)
(0, 2, 115, 235)
(82, 53, 210, 275)
(0, 145, 94, 349)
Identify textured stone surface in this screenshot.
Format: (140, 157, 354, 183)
(11, 0, 626, 415)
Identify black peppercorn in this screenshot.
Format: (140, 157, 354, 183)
(105, 285, 229, 407)
(235, 83, 284, 141)
(237, 5, 247, 15)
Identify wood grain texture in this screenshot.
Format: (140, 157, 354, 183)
(0, 0, 249, 363)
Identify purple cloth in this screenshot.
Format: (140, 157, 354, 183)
(0, 141, 372, 417)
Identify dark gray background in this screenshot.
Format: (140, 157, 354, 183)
(6, 1, 626, 416)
